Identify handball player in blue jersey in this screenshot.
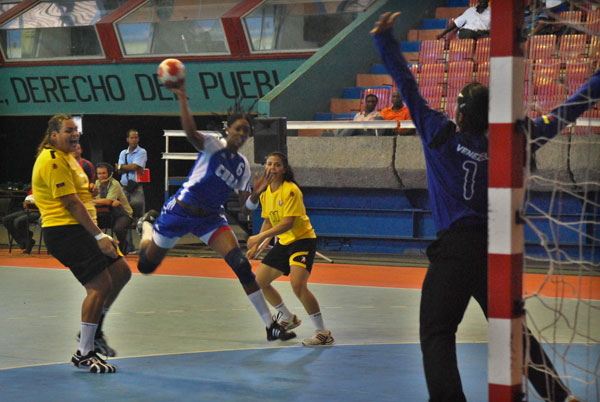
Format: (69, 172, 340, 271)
(137, 79, 295, 342)
(372, 12, 599, 402)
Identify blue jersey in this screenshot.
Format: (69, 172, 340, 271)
(374, 31, 488, 232)
(175, 134, 252, 213)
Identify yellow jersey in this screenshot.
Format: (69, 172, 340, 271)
(32, 145, 96, 227)
(260, 181, 316, 245)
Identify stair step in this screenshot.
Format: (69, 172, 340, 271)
(446, 0, 469, 6)
(422, 18, 448, 30)
(435, 7, 468, 19)
(330, 98, 361, 113)
(356, 73, 393, 87)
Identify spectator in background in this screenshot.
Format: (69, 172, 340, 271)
(93, 162, 134, 255)
(2, 189, 39, 254)
(379, 90, 415, 135)
(73, 143, 95, 182)
(336, 93, 381, 136)
(528, 0, 572, 36)
(437, 0, 490, 40)
(116, 129, 147, 253)
(115, 129, 146, 219)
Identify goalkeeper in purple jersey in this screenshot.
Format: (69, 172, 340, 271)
(136, 78, 295, 343)
(371, 12, 597, 402)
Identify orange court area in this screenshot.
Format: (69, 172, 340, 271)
(0, 249, 597, 301)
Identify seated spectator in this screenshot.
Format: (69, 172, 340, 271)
(73, 143, 96, 182)
(437, 0, 490, 40)
(336, 93, 381, 136)
(2, 190, 39, 253)
(528, 0, 572, 36)
(93, 162, 134, 254)
(379, 90, 415, 135)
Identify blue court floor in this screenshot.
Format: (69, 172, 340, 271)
(0, 265, 597, 401)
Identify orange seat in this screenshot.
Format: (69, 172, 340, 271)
(531, 59, 561, 87)
(535, 83, 566, 115)
(420, 86, 444, 111)
(564, 60, 593, 96)
(585, 9, 600, 33)
(419, 40, 446, 64)
(527, 35, 557, 59)
(475, 37, 490, 64)
(447, 61, 474, 96)
(448, 39, 475, 62)
(419, 63, 445, 87)
(557, 34, 587, 60)
(476, 61, 489, 86)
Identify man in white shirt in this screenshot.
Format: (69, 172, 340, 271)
(437, 0, 490, 40)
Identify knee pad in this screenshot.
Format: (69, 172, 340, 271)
(137, 249, 159, 274)
(225, 248, 255, 285)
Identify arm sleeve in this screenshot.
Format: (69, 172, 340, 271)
(531, 68, 600, 152)
(132, 148, 147, 169)
(117, 150, 125, 165)
(373, 30, 451, 146)
(46, 157, 77, 199)
(282, 185, 306, 217)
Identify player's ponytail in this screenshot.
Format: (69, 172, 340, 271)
(37, 114, 72, 156)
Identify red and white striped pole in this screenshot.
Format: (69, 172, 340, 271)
(488, 1, 526, 401)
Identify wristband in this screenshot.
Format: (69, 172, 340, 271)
(245, 197, 259, 211)
(94, 232, 108, 241)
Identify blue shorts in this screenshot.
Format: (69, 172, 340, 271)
(153, 197, 229, 249)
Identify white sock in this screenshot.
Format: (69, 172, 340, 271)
(79, 322, 98, 355)
(309, 312, 326, 332)
(142, 221, 153, 242)
(248, 289, 273, 326)
(274, 302, 292, 320)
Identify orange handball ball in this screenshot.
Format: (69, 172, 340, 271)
(157, 58, 185, 87)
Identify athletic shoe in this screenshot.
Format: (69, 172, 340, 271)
(71, 350, 116, 373)
(76, 331, 117, 357)
(136, 209, 160, 235)
(278, 314, 302, 331)
(302, 330, 335, 346)
(266, 320, 296, 341)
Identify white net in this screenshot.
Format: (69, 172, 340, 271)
(521, 3, 600, 401)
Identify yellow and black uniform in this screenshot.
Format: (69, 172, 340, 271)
(32, 145, 119, 285)
(260, 181, 318, 274)
(33, 145, 96, 227)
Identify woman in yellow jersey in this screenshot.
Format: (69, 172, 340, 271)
(246, 152, 334, 346)
(31, 114, 131, 373)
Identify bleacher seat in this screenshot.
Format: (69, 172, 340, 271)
(420, 85, 444, 111)
(447, 61, 474, 103)
(531, 59, 560, 87)
(588, 35, 600, 60)
(557, 34, 587, 61)
(565, 60, 593, 96)
(527, 34, 557, 59)
(476, 61, 489, 86)
(585, 9, 600, 33)
(558, 10, 583, 28)
(448, 38, 475, 62)
(474, 37, 490, 63)
(419, 40, 445, 64)
(419, 63, 445, 87)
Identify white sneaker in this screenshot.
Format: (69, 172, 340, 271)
(302, 330, 334, 346)
(278, 314, 302, 331)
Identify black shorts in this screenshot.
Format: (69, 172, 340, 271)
(43, 225, 122, 285)
(261, 237, 317, 276)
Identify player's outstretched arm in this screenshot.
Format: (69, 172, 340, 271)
(166, 80, 204, 151)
